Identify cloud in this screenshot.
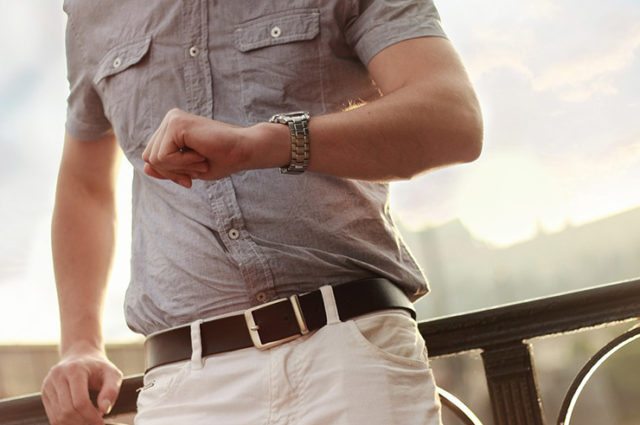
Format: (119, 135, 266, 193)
(532, 26, 640, 101)
(444, 1, 640, 103)
(392, 0, 640, 239)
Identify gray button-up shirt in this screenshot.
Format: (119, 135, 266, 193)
(63, 0, 447, 335)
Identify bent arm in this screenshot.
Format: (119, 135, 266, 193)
(253, 36, 483, 181)
(143, 37, 482, 184)
(312, 37, 482, 180)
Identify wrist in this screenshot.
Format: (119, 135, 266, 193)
(244, 122, 290, 171)
(61, 338, 105, 358)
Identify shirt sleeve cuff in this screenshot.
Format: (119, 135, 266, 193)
(352, 19, 448, 67)
(65, 115, 113, 141)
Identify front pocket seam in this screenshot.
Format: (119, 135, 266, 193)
(234, 9, 319, 53)
(93, 35, 152, 84)
(345, 319, 429, 369)
(136, 362, 192, 410)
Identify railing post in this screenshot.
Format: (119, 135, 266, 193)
(482, 342, 545, 425)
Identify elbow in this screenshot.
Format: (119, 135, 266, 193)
(443, 97, 483, 167)
(397, 92, 484, 180)
(459, 105, 484, 163)
(407, 101, 483, 179)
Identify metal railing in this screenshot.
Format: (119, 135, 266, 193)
(1, 277, 639, 424)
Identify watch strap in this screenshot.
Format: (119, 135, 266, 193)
(269, 111, 310, 174)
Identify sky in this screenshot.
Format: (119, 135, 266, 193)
(0, 0, 639, 342)
(392, 0, 640, 244)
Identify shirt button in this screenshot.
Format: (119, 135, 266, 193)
(228, 228, 240, 240)
(113, 57, 122, 68)
(270, 26, 282, 38)
(189, 46, 200, 57)
(256, 292, 268, 303)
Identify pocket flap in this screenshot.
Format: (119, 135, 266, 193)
(94, 36, 152, 84)
(235, 9, 320, 52)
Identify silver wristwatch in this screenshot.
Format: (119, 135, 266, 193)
(269, 111, 311, 174)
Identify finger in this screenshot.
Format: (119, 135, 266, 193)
(149, 110, 199, 170)
(171, 161, 209, 175)
(152, 161, 209, 181)
(165, 150, 208, 166)
(96, 369, 123, 416)
(175, 175, 193, 188)
(69, 370, 103, 424)
(144, 162, 182, 181)
(148, 122, 168, 166)
(144, 163, 193, 188)
(143, 163, 169, 180)
(42, 384, 62, 425)
(142, 136, 153, 162)
(149, 151, 207, 174)
(57, 380, 86, 425)
(158, 129, 186, 160)
(145, 116, 170, 164)
(142, 117, 168, 162)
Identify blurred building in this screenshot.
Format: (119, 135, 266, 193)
(408, 206, 640, 319)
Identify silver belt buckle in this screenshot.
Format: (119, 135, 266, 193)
(244, 294, 310, 350)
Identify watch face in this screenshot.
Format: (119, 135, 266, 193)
(270, 111, 310, 124)
(283, 111, 310, 120)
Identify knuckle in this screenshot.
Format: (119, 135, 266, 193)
(111, 367, 124, 380)
(59, 407, 77, 422)
(49, 365, 65, 380)
(166, 108, 183, 124)
(41, 375, 52, 392)
(72, 396, 91, 412)
(67, 366, 85, 379)
(65, 363, 88, 380)
(177, 126, 188, 142)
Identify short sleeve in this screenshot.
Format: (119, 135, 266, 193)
(64, 12, 112, 140)
(344, 0, 448, 66)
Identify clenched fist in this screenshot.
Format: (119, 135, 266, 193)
(142, 108, 289, 188)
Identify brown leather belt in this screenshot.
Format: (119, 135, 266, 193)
(144, 278, 415, 373)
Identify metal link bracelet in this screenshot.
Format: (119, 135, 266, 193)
(269, 111, 311, 174)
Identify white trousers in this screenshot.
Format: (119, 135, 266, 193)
(135, 286, 443, 425)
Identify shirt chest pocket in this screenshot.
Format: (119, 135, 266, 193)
(93, 36, 153, 156)
(234, 9, 323, 123)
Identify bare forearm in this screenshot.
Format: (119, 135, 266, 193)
(313, 82, 481, 180)
(52, 134, 119, 356)
(52, 186, 116, 354)
(143, 37, 482, 185)
(43, 134, 122, 425)
(252, 78, 482, 181)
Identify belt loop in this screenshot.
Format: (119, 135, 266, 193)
(320, 285, 340, 324)
(190, 319, 205, 369)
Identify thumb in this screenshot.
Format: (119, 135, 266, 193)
(97, 369, 122, 415)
